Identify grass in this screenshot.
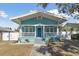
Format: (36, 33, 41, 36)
(0, 41, 33, 56)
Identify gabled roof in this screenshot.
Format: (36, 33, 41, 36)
(11, 11, 67, 24)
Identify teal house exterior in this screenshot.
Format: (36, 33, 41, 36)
(11, 11, 67, 44)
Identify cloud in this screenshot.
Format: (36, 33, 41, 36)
(47, 9, 59, 14)
(0, 11, 8, 18)
(47, 9, 70, 18)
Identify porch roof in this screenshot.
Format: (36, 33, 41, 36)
(11, 11, 67, 24)
(65, 23, 79, 27)
(63, 23, 79, 31)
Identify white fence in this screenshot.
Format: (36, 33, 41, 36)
(2, 32, 19, 41)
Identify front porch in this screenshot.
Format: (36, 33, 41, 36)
(11, 11, 67, 43)
(19, 24, 60, 43)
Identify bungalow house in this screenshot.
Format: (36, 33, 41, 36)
(11, 11, 67, 43)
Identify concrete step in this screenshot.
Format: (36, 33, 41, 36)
(35, 37, 45, 44)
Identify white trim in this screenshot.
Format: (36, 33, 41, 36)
(57, 20, 59, 35)
(43, 26, 45, 38)
(19, 20, 22, 37)
(21, 24, 59, 27)
(22, 32, 35, 36)
(11, 12, 66, 23)
(34, 26, 37, 38)
(11, 11, 66, 20)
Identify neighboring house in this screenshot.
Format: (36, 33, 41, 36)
(63, 23, 79, 34)
(3, 31, 19, 41)
(0, 27, 12, 41)
(0, 27, 19, 41)
(11, 11, 67, 43)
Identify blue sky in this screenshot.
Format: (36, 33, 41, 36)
(0, 3, 58, 30)
(0, 3, 77, 30)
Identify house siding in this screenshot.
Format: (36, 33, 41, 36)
(21, 17, 58, 25)
(20, 17, 59, 43)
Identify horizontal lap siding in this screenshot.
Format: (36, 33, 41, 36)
(20, 17, 58, 43)
(21, 17, 58, 25)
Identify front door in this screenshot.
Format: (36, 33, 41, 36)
(36, 26, 43, 37)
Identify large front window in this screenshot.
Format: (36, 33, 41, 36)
(22, 26, 35, 32)
(45, 26, 57, 36)
(45, 26, 57, 32)
(22, 26, 35, 36)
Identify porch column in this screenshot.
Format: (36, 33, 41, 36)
(35, 25, 36, 38)
(43, 26, 45, 38)
(57, 26, 59, 35)
(19, 25, 22, 37)
(57, 20, 59, 35)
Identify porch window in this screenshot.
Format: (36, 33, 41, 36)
(22, 26, 35, 36)
(45, 26, 54, 32)
(53, 27, 57, 32)
(22, 26, 35, 32)
(45, 26, 57, 36)
(45, 27, 50, 32)
(29, 26, 34, 32)
(50, 27, 53, 32)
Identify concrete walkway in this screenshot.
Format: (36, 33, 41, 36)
(31, 44, 51, 56)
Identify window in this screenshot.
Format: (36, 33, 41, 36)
(29, 26, 34, 32)
(45, 27, 50, 32)
(50, 27, 53, 32)
(54, 27, 57, 32)
(45, 26, 54, 32)
(22, 26, 35, 32)
(37, 16, 42, 19)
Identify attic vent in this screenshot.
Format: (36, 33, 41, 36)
(37, 16, 42, 19)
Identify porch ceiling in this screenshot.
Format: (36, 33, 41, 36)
(11, 11, 67, 24)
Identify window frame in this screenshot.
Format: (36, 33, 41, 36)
(23, 26, 34, 32)
(45, 26, 55, 33)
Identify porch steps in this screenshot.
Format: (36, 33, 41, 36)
(35, 37, 45, 44)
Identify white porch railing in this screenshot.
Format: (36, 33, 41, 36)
(45, 32, 57, 37)
(22, 32, 57, 37)
(22, 32, 35, 36)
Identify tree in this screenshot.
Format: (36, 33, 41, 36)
(38, 3, 79, 18)
(38, 3, 48, 9)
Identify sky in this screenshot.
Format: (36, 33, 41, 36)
(0, 3, 78, 30)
